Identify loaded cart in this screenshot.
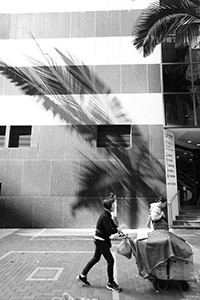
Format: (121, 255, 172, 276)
(125, 230, 196, 291)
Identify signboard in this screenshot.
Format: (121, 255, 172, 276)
(164, 129, 178, 225)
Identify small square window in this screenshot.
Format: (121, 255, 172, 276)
(0, 126, 6, 148)
(9, 126, 32, 148)
(97, 125, 131, 148)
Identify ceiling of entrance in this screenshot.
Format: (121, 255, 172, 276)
(170, 128, 200, 150)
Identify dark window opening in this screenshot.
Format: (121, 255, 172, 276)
(9, 126, 32, 148)
(97, 125, 131, 148)
(0, 126, 6, 148)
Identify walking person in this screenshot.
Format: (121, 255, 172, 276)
(77, 195, 123, 292)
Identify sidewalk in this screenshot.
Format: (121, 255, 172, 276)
(0, 228, 199, 300)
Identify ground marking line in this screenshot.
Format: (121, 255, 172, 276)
(113, 252, 120, 300)
(25, 267, 64, 281)
(30, 228, 46, 240)
(33, 233, 95, 236)
(9, 250, 94, 254)
(0, 251, 11, 261)
(32, 238, 94, 241)
(0, 249, 124, 300)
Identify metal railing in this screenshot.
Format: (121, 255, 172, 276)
(168, 190, 180, 226)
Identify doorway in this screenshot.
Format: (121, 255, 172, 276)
(175, 146, 200, 206)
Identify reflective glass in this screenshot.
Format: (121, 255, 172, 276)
(162, 42, 189, 63)
(162, 42, 198, 127)
(184, 48, 200, 63)
(195, 94, 200, 126)
(164, 94, 195, 126)
(163, 64, 192, 93)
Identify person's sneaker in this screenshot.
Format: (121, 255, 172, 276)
(106, 281, 122, 292)
(76, 274, 91, 286)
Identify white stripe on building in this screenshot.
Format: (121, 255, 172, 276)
(0, 0, 154, 14)
(0, 37, 161, 66)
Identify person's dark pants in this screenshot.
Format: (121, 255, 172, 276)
(82, 239, 114, 283)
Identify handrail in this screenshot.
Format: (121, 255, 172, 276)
(168, 190, 180, 227)
(167, 190, 180, 205)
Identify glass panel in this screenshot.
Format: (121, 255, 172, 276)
(163, 64, 192, 93)
(162, 43, 189, 63)
(162, 42, 176, 63)
(164, 94, 195, 126)
(190, 49, 200, 63)
(195, 94, 200, 126)
(184, 49, 194, 63)
(187, 64, 200, 93)
(162, 40, 200, 127)
(162, 41, 200, 63)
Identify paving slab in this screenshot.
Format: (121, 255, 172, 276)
(0, 228, 199, 300)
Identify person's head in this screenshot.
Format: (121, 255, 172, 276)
(103, 197, 116, 212)
(108, 192, 116, 200)
(156, 196, 167, 207)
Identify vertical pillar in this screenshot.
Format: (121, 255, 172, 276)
(164, 129, 178, 226)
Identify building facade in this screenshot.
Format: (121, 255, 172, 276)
(0, 0, 168, 228)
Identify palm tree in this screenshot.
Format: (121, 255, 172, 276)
(132, 0, 200, 57)
(133, 0, 200, 126)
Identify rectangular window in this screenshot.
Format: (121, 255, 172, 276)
(0, 126, 6, 148)
(9, 126, 32, 148)
(97, 125, 131, 148)
(162, 41, 198, 127)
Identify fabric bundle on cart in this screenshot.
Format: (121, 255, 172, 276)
(129, 230, 193, 278)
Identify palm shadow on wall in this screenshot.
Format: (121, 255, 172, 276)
(0, 44, 165, 228)
(72, 125, 165, 227)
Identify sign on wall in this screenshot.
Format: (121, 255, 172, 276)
(164, 129, 178, 225)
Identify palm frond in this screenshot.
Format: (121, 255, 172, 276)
(54, 48, 127, 124)
(132, 0, 200, 57)
(0, 43, 131, 125)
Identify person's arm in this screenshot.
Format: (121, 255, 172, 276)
(113, 215, 119, 227)
(151, 207, 164, 221)
(103, 215, 118, 236)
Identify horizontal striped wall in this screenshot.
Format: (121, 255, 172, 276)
(0, 37, 161, 66)
(0, 10, 142, 39)
(0, 1, 163, 126)
(0, 0, 154, 13)
(0, 64, 161, 94)
(0, 94, 164, 125)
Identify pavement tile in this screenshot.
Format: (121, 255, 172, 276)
(0, 228, 200, 300)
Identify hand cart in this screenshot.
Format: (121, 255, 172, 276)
(127, 230, 196, 292)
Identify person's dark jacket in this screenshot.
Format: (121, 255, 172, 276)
(95, 209, 118, 247)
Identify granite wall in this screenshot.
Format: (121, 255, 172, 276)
(0, 124, 166, 228)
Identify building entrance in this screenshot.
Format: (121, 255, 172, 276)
(175, 146, 200, 206)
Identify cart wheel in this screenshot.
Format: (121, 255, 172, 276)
(180, 281, 189, 292)
(156, 280, 168, 291)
